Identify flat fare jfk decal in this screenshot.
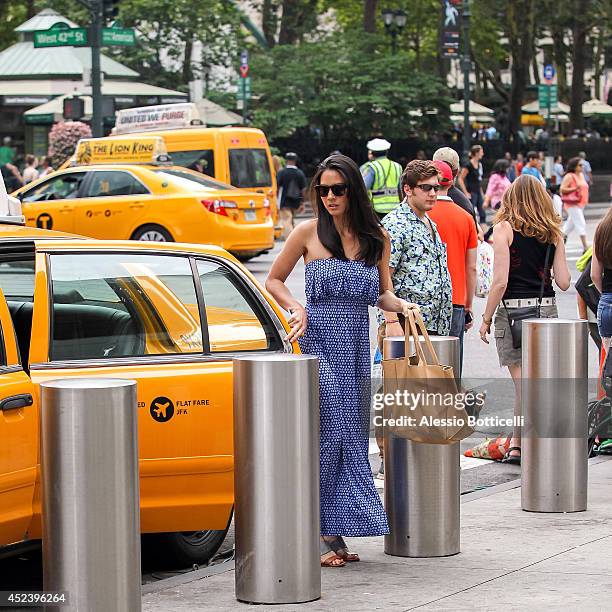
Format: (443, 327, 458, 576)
(145, 396, 211, 423)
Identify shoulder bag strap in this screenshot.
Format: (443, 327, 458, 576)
(537, 244, 552, 315)
(404, 310, 427, 366)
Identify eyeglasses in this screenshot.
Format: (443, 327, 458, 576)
(414, 184, 441, 193)
(315, 183, 348, 197)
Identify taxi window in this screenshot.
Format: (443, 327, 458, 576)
(0, 260, 35, 302)
(84, 171, 150, 197)
(229, 149, 271, 188)
(196, 259, 279, 352)
(154, 170, 231, 191)
(168, 150, 215, 177)
(49, 253, 203, 361)
(21, 172, 86, 202)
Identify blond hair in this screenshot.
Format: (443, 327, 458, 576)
(494, 174, 562, 245)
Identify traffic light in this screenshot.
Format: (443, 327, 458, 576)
(63, 97, 85, 120)
(102, 0, 120, 21)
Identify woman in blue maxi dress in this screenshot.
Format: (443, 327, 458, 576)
(266, 154, 418, 567)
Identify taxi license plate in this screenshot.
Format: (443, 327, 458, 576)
(244, 210, 257, 222)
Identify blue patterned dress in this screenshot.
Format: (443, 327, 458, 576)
(298, 257, 389, 536)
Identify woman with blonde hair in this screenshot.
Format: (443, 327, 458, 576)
(479, 175, 571, 464)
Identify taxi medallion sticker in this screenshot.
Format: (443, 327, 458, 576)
(150, 396, 174, 422)
(36, 213, 53, 229)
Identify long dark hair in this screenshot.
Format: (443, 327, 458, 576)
(310, 154, 385, 267)
(594, 207, 612, 268)
(566, 156, 582, 175)
(491, 158, 509, 176)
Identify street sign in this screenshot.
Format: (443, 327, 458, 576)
(102, 27, 136, 46)
(239, 65, 249, 78)
(34, 23, 88, 48)
(543, 64, 555, 81)
(538, 84, 558, 110)
(240, 50, 249, 65)
(237, 77, 252, 100)
(441, 0, 462, 58)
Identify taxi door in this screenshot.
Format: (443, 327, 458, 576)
(26, 247, 251, 534)
(0, 287, 37, 548)
(20, 171, 86, 233)
(74, 169, 152, 239)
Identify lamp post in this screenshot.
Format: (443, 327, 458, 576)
(461, 0, 471, 158)
(381, 8, 407, 55)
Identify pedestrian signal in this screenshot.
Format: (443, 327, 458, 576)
(63, 97, 85, 120)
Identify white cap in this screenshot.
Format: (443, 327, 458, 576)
(367, 138, 391, 152)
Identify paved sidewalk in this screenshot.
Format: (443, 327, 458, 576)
(143, 456, 612, 611)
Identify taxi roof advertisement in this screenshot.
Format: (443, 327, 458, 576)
(75, 137, 166, 164)
(115, 103, 200, 134)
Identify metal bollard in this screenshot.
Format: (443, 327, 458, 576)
(41, 378, 141, 612)
(233, 354, 320, 604)
(383, 336, 460, 557)
(522, 319, 589, 512)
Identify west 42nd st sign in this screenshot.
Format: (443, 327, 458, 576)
(34, 23, 136, 48)
(34, 23, 88, 47)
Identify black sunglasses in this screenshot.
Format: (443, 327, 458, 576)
(315, 183, 348, 197)
(415, 184, 441, 193)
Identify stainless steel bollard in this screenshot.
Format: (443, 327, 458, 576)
(41, 378, 141, 612)
(383, 336, 460, 557)
(233, 354, 320, 604)
(522, 319, 589, 512)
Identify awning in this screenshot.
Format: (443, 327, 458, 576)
(195, 98, 242, 126)
(521, 100, 570, 115)
(450, 100, 494, 115)
(450, 114, 495, 124)
(24, 86, 188, 122)
(582, 98, 612, 116)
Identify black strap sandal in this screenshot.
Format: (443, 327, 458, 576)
(329, 536, 360, 562)
(502, 446, 521, 465)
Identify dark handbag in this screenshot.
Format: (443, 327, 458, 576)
(502, 245, 552, 350)
(575, 260, 600, 316)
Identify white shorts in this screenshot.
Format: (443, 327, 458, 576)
(563, 205, 586, 236)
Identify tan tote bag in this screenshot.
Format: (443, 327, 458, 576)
(381, 310, 473, 444)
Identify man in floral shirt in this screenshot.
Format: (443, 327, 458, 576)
(379, 160, 452, 336)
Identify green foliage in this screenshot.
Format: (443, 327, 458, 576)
(250, 31, 451, 140)
(0, 1, 27, 51)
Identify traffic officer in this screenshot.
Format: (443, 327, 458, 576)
(361, 138, 403, 220)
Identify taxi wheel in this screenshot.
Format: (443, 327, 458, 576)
(132, 224, 174, 243)
(142, 514, 232, 569)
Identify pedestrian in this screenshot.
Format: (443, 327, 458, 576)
(591, 208, 612, 356)
(504, 152, 517, 182)
(22, 155, 39, 184)
(428, 160, 478, 373)
(0, 162, 22, 192)
(37, 156, 52, 178)
(276, 152, 307, 240)
(515, 152, 524, 176)
(553, 155, 564, 185)
(479, 175, 570, 464)
(458, 145, 486, 227)
(520, 150, 546, 185)
(483, 159, 511, 211)
(432, 147, 475, 218)
(560, 156, 589, 253)
(578, 151, 593, 187)
(360, 138, 403, 220)
(266, 154, 418, 567)
(0, 136, 15, 167)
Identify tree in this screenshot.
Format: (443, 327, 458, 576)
(363, 0, 378, 33)
(278, 0, 318, 45)
(250, 32, 451, 141)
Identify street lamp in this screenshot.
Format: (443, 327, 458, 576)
(381, 9, 407, 55)
(462, 0, 471, 158)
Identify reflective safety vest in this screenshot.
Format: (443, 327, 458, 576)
(364, 157, 403, 214)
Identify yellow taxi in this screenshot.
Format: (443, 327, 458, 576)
(13, 137, 274, 261)
(0, 180, 294, 567)
(112, 103, 281, 238)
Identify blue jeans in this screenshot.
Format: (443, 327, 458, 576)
(470, 190, 485, 223)
(598, 293, 612, 338)
(450, 305, 465, 377)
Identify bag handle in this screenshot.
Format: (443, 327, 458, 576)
(403, 310, 442, 367)
(412, 310, 442, 366)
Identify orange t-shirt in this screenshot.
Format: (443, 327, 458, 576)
(428, 197, 478, 306)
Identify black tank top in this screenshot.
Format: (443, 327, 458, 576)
(603, 268, 612, 294)
(503, 232, 555, 299)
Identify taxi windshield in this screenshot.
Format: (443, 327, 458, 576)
(154, 169, 232, 192)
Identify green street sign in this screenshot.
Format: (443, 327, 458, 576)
(102, 27, 136, 46)
(538, 84, 558, 109)
(237, 77, 252, 100)
(34, 24, 88, 48)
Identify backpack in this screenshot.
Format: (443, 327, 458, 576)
(285, 172, 302, 200)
